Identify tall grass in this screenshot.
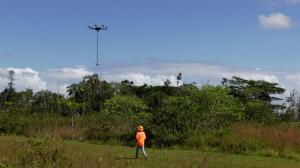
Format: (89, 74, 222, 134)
(3, 113, 300, 160)
(232, 123, 300, 151)
(182, 122, 300, 160)
(2, 135, 300, 168)
(0, 135, 69, 167)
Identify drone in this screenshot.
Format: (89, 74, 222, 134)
(88, 24, 108, 66)
(88, 24, 108, 32)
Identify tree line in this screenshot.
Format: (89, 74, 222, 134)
(1, 70, 299, 146)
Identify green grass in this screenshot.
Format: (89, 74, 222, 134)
(1, 135, 300, 168)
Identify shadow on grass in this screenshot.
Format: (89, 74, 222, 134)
(116, 156, 137, 160)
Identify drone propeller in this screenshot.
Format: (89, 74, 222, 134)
(88, 25, 95, 30)
(102, 26, 108, 30)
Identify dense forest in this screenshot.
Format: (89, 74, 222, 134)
(1, 69, 299, 149)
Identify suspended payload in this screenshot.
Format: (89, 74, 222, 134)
(88, 24, 108, 66)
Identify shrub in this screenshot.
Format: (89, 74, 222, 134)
(21, 135, 70, 167)
(0, 112, 30, 135)
(245, 101, 279, 123)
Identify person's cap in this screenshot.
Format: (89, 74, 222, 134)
(137, 125, 144, 131)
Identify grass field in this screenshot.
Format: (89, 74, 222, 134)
(1, 135, 300, 168)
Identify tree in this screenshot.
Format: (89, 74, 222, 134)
(0, 70, 17, 113)
(7, 69, 15, 91)
(151, 96, 198, 146)
(197, 85, 245, 127)
(150, 85, 245, 147)
(176, 72, 182, 87)
(222, 76, 285, 105)
(119, 80, 135, 96)
(286, 89, 300, 121)
(102, 95, 152, 141)
(103, 95, 149, 121)
(16, 88, 34, 114)
(245, 100, 278, 123)
(0, 88, 16, 113)
(222, 76, 285, 122)
(67, 74, 114, 114)
(164, 79, 171, 87)
(32, 90, 63, 115)
(142, 85, 178, 110)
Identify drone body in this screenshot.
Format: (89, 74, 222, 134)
(88, 25, 108, 32)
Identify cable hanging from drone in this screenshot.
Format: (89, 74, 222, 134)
(88, 24, 108, 66)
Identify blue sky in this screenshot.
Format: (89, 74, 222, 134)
(1, 0, 300, 94)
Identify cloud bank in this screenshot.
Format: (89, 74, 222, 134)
(1, 61, 300, 97)
(0, 68, 46, 92)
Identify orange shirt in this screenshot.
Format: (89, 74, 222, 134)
(136, 131, 146, 147)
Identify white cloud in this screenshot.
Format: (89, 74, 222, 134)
(46, 66, 93, 80)
(44, 66, 93, 95)
(101, 62, 280, 85)
(0, 66, 92, 94)
(0, 67, 47, 92)
(234, 73, 279, 83)
(104, 73, 178, 86)
(3, 62, 300, 97)
(258, 13, 292, 29)
(286, 74, 300, 88)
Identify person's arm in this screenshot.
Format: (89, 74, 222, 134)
(144, 132, 146, 140)
(136, 133, 139, 141)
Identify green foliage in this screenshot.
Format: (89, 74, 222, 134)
(101, 95, 152, 144)
(57, 99, 83, 117)
(103, 95, 151, 125)
(118, 80, 135, 96)
(0, 74, 292, 149)
(0, 112, 30, 135)
(81, 96, 152, 144)
(245, 100, 279, 123)
(184, 128, 265, 154)
(222, 76, 285, 103)
(197, 85, 245, 127)
(0, 87, 17, 113)
(67, 74, 114, 113)
(150, 96, 198, 147)
(148, 85, 245, 147)
(32, 90, 63, 115)
(218, 134, 265, 154)
(3, 136, 300, 168)
(222, 76, 285, 123)
(21, 136, 69, 167)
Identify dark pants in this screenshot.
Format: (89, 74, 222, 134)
(136, 146, 147, 159)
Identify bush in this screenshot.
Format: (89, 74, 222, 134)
(245, 101, 279, 123)
(98, 95, 152, 144)
(148, 85, 245, 147)
(0, 112, 30, 135)
(21, 135, 70, 167)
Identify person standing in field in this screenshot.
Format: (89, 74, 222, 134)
(135, 125, 148, 159)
